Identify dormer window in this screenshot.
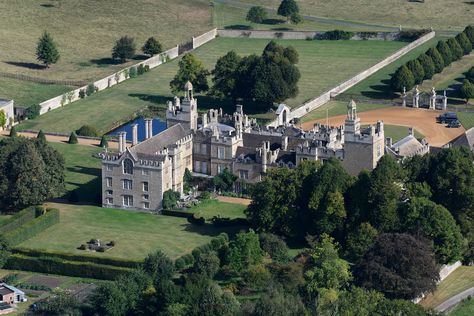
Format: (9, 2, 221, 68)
(123, 159, 133, 175)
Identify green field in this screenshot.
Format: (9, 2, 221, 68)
(457, 112, 474, 130)
(20, 203, 243, 260)
(18, 38, 406, 134)
(0, 0, 211, 107)
(421, 266, 474, 309)
(49, 142, 102, 203)
(187, 199, 247, 219)
(239, 0, 473, 31)
(450, 298, 474, 316)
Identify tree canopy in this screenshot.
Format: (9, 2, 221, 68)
(170, 53, 209, 94)
(142, 37, 163, 56)
(112, 36, 136, 61)
(36, 31, 60, 67)
(246, 6, 267, 24)
(277, 0, 299, 20)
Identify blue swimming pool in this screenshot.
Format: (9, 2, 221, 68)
(107, 117, 167, 142)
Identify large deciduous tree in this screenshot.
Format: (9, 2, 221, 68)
(36, 31, 60, 67)
(211, 51, 242, 99)
(277, 0, 299, 21)
(226, 230, 263, 272)
(246, 6, 267, 24)
(354, 233, 439, 300)
(142, 37, 162, 56)
(0, 235, 10, 269)
(170, 53, 209, 94)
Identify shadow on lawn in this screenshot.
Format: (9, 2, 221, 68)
(3, 61, 46, 70)
(182, 223, 244, 238)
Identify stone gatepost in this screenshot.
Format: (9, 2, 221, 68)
(429, 87, 436, 110)
(413, 86, 419, 108)
(442, 90, 448, 110)
(402, 87, 407, 107)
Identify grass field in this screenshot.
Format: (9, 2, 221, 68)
(421, 266, 474, 309)
(187, 199, 247, 219)
(0, 0, 211, 107)
(20, 203, 243, 260)
(450, 298, 474, 316)
(457, 112, 474, 130)
(49, 142, 102, 203)
(300, 101, 392, 123)
(18, 37, 406, 134)
(239, 0, 473, 31)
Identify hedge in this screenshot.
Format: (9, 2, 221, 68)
(5, 254, 132, 280)
(11, 248, 141, 269)
(0, 206, 39, 233)
(3, 208, 60, 246)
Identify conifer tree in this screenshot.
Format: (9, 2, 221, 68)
(37, 130, 46, 143)
(455, 33, 472, 55)
(36, 31, 60, 67)
(447, 38, 463, 61)
(99, 135, 109, 148)
(426, 47, 445, 73)
(436, 41, 453, 66)
(9, 126, 17, 138)
(68, 132, 78, 144)
(391, 65, 415, 92)
(406, 60, 425, 84)
(417, 54, 435, 80)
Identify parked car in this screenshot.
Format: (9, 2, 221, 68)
(447, 119, 461, 128)
(437, 112, 457, 123)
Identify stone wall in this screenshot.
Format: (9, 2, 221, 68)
(267, 31, 436, 127)
(193, 28, 218, 49)
(217, 29, 399, 40)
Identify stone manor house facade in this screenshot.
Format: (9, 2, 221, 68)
(101, 82, 427, 211)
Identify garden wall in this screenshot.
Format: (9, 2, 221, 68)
(38, 28, 218, 115)
(267, 31, 436, 126)
(217, 29, 399, 40)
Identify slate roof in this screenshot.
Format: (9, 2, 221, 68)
(391, 135, 427, 157)
(130, 124, 188, 156)
(0, 286, 13, 296)
(451, 127, 474, 151)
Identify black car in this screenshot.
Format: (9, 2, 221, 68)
(437, 112, 457, 124)
(447, 119, 461, 128)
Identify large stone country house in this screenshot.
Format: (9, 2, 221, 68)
(101, 82, 424, 211)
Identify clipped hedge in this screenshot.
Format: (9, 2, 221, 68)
(3, 209, 59, 246)
(0, 206, 39, 233)
(11, 248, 140, 269)
(5, 254, 131, 280)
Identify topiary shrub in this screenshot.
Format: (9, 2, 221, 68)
(86, 83, 96, 97)
(175, 257, 186, 270)
(99, 135, 108, 148)
(137, 64, 145, 75)
(68, 132, 78, 144)
(27, 104, 41, 120)
(76, 125, 99, 137)
(144, 65, 150, 72)
(129, 66, 137, 78)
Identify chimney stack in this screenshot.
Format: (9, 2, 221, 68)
(145, 118, 153, 139)
(119, 131, 127, 153)
(148, 119, 153, 138)
(281, 136, 288, 151)
(132, 124, 138, 146)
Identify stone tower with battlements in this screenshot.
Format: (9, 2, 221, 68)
(166, 81, 198, 131)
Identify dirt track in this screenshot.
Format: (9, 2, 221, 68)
(301, 107, 465, 147)
(216, 196, 252, 206)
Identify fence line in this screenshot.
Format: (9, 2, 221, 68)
(0, 72, 87, 87)
(267, 31, 436, 126)
(38, 29, 218, 115)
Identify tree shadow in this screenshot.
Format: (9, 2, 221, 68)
(128, 93, 170, 105)
(224, 24, 253, 30)
(133, 55, 148, 61)
(464, 1, 474, 4)
(66, 165, 101, 177)
(89, 58, 118, 66)
(3, 61, 46, 70)
(272, 27, 293, 31)
(262, 18, 285, 25)
(181, 223, 244, 238)
(40, 3, 55, 8)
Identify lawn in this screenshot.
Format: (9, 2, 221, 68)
(19, 203, 243, 260)
(0, 215, 12, 225)
(378, 124, 423, 142)
(450, 298, 474, 316)
(187, 199, 247, 219)
(212, 1, 392, 32)
(0, 0, 211, 107)
(49, 142, 102, 203)
(457, 112, 474, 130)
(421, 266, 474, 309)
(238, 0, 473, 31)
(18, 37, 406, 134)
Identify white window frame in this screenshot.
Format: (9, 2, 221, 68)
(106, 177, 112, 187)
(143, 182, 149, 192)
(218, 146, 225, 159)
(143, 202, 150, 209)
(122, 195, 133, 207)
(122, 179, 133, 190)
(105, 197, 113, 205)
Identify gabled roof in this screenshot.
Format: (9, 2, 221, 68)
(0, 283, 24, 295)
(130, 124, 188, 156)
(391, 135, 427, 157)
(451, 127, 474, 151)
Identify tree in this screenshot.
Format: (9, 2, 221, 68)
(246, 6, 267, 24)
(211, 51, 242, 99)
(436, 40, 453, 66)
(0, 110, 6, 129)
(401, 197, 465, 264)
(0, 139, 65, 210)
(417, 53, 436, 80)
(170, 53, 209, 94)
(9, 126, 17, 137)
(226, 230, 263, 272)
(354, 233, 439, 300)
(249, 286, 306, 316)
(455, 32, 472, 55)
(112, 36, 136, 62)
(99, 135, 108, 148)
(406, 59, 425, 84)
(142, 37, 163, 56)
(391, 65, 415, 92)
(259, 233, 290, 263)
(194, 251, 220, 278)
(426, 47, 445, 73)
(35, 288, 80, 316)
(213, 168, 237, 192)
(142, 250, 175, 282)
(91, 282, 128, 316)
(290, 12, 302, 24)
(68, 132, 78, 144)
(460, 79, 474, 103)
(183, 168, 193, 193)
(37, 130, 46, 142)
(463, 25, 474, 45)
(162, 189, 180, 210)
(0, 235, 10, 269)
(36, 31, 60, 67)
(277, 0, 299, 21)
(447, 37, 463, 61)
(345, 222, 378, 262)
(27, 104, 41, 120)
(467, 66, 474, 83)
(76, 125, 99, 137)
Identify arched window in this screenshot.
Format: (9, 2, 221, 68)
(123, 159, 133, 175)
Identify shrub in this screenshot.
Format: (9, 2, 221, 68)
(144, 65, 150, 72)
(0, 206, 37, 233)
(290, 12, 302, 24)
(199, 191, 211, 200)
(99, 135, 109, 148)
(142, 37, 163, 56)
(321, 30, 354, 40)
(162, 190, 180, 210)
(27, 104, 41, 120)
(175, 257, 186, 270)
(129, 66, 138, 78)
(78, 244, 87, 250)
(137, 64, 145, 75)
(85, 83, 96, 97)
(467, 66, 474, 83)
(246, 6, 267, 23)
(194, 251, 220, 278)
(78, 89, 86, 99)
(243, 264, 271, 288)
(68, 132, 78, 144)
(358, 32, 378, 40)
(76, 125, 99, 137)
(9, 126, 17, 137)
(259, 233, 290, 263)
(398, 29, 430, 42)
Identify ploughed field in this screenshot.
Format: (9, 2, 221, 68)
(18, 37, 406, 134)
(0, 0, 211, 107)
(18, 203, 244, 260)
